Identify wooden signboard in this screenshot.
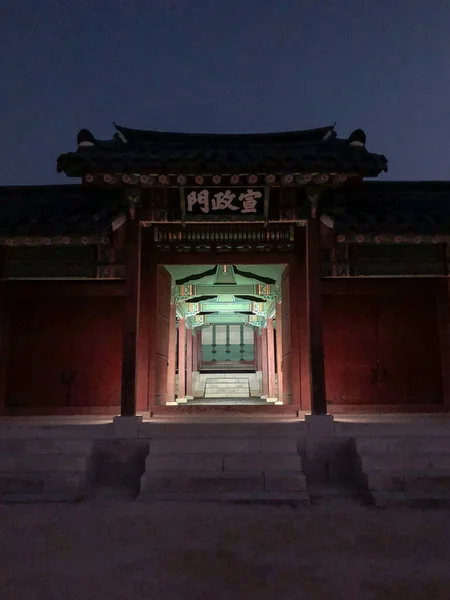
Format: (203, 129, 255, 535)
(183, 187, 265, 221)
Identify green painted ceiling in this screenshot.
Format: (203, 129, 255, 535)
(165, 264, 285, 329)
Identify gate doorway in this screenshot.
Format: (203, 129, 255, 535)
(160, 263, 292, 406)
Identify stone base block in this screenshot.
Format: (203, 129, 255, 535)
(112, 416, 143, 439)
(305, 414, 335, 438)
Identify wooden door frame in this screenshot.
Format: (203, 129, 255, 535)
(143, 244, 305, 414)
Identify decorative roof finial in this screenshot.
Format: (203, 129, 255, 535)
(348, 129, 366, 147)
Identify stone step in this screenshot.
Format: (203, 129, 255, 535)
(204, 382, 249, 387)
(138, 422, 305, 439)
(0, 425, 109, 440)
(370, 491, 450, 508)
(0, 453, 91, 473)
(353, 437, 450, 455)
(353, 435, 450, 506)
(136, 491, 310, 504)
(0, 471, 88, 496)
(144, 453, 302, 472)
(205, 384, 250, 389)
(139, 470, 306, 495)
(141, 471, 265, 494)
(148, 437, 299, 455)
(357, 454, 432, 471)
(363, 470, 450, 493)
(0, 439, 93, 455)
(205, 387, 250, 391)
(204, 393, 250, 398)
(205, 377, 251, 382)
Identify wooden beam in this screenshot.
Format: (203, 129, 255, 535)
(177, 318, 186, 401)
(306, 203, 327, 415)
(157, 252, 297, 266)
(120, 211, 142, 416)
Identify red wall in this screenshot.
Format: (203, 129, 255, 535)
(6, 282, 124, 414)
(322, 279, 444, 409)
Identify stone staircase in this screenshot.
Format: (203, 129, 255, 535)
(204, 375, 251, 398)
(0, 438, 94, 502)
(353, 436, 450, 507)
(138, 425, 308, 502)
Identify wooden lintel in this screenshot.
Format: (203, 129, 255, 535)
(156, 252, 296, 266)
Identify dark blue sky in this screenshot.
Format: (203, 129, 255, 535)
(2, 0, 449, 185)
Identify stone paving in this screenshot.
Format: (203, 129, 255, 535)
(1, 500, 450, 599)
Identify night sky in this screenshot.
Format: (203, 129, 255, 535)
(1, 0, 449, 185)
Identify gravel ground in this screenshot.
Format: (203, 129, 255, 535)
(1, 500, 450, 599)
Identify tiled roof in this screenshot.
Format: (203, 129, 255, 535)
(1, 181, 448, 241)
(56, 124, 388, 177)
(0, 185, 126, 238)
(322, 182, 450, 234)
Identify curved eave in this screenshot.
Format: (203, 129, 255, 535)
(56, 150, 387, 178)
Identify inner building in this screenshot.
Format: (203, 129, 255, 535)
(166, 264, 286, 405)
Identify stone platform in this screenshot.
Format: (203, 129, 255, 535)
(0, 414, 449, 504)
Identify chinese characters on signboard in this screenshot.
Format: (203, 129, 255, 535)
(185, 188, 264, 218)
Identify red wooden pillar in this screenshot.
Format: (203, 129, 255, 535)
(437, 279, 450, 409)
(192, 332, 198, 373)
(295, 232, 311, 412)
(266, 317, 276, 398)
(261, 327, 269, 397)
(120, 210, 142, 417)
(0, 248, 8, 416)
(136, 230, 157, 413)
(196, 329, 202, 371)
(255, 330, 263, 371)
(166, 302, 177, 403)
(186, 328, 193, 397)
(253, 329, 259, 371)
(177, 318, 186, 400)
(275, 301, 284, 402)
(306, 198, 327, 415)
